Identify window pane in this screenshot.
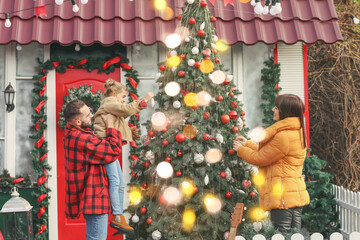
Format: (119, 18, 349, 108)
(16, 43, 43, 76)
(0, 140, 4, 173)
(218, 48, 232, 73)
(0, 45, 5, 137)
(131, 44, 158, 77)
(15, 80, 35, 175)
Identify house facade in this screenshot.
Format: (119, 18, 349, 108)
(0, 0, 341, 239)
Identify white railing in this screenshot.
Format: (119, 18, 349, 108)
(235, 232, 360, 240)
(332, 185, 360, 238)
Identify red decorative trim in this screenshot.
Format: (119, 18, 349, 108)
(303, 44, 310, 149)
(274, 43, 279, 94)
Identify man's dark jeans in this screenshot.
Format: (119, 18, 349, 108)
(271, 207, 303, 234)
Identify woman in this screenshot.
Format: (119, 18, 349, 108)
(233, 94, 310, 234)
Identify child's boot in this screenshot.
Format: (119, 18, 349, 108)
(110, 215, 134, 234)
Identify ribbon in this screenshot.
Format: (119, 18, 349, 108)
(35, 100, 46, 114)
(35, 122, 40, 130)
(129, 141, 137, 147)
(39, 74, 47, 82)
(67, 64, 74, 69)
(38, 84, 47, 97)
(128, 122, 135, 127)
(130, 154, 139, 160)
(130, 92, 138, 101)
(120, 62, 131, 70)
(35, 5, 47, 18)
(75, 59, 88, 67)
(37, 176, 47, 186)
(37, 194, 47, 202)
(39, 153, 48, 162)
(53, 62, 60, 68)
(37, 206, 45, 218)
(12, 177, 25, 184)
(128, 77, 137, 89)
(35, 136, 45, 148)
(36, 224, 47, 235)
(134, 113, 139, 120)
(102, 56, 122, 70)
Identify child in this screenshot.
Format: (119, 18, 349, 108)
(94, 78, 154, 233)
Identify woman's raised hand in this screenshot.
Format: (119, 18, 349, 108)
(233, 136, 247, 151)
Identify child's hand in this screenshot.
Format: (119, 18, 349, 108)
(144, 92, 154, 102)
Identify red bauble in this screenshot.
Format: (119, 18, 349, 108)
(241, 110, 245, 116)
(229, 92, 235, 97)
(176, 133, 185, 143)
(232, 126, 239, 133)
(165, 156, 171, 162)
(162, 128, 167, 133)
(194, 62, 201, 68)
(203, 112, 210, 119)
(221, 114, 230, 124)
(231, 86, 236, 91)
(159, 194, 167, 205)
(159, 65, 166, 72)
(198, 30, 205, 37)
(224, 78, 230, 85)
(146, 218, 152, 224)
(215, 58, 220, 63)
(228, 149, 235, 155)
(189, 17, 196, 24)
(225, 192, 233, 199)
(148, 130, 155, 137)
(210, 16, 217, 22)
(204, 56, 211, 61)
(162, 140, 169, 146)
(178, 70, 185, 77)
(192, 105, 198, 109)
(203, 134, 211, 141)
(176, 171, 182, 177)
(166, 119, 172, 126)
(229, 110, 238, 120)
(142, 183, 148, 189)
(177, 14, 182, 20)
(231, 101, 238, 108)
(243, 121, 246, 127)
(180, 54, 186, 60)
(144, 162, 150, 168)
(193, 186, 198, 193)
(216, 95, 223, 101)
(140, 207, 147, 214)
(177, 151, 182, 157)
(249, 191, 256, 199)
(220, 172, 227, 178)
(200, 1, 207, 7)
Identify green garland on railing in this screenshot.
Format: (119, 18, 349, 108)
(29, 55, 141, 239)
(260, 57, 281, 127)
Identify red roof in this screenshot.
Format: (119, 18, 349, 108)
(0, 0, 342, 46)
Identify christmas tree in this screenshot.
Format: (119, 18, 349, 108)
(127, 1, 263, 239)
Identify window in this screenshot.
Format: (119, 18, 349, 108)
(0, 46, 5, 172)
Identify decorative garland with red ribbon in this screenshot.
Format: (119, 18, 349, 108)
(29, 56, 142, 239)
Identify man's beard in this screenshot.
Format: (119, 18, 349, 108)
(81, 121, 92, 128)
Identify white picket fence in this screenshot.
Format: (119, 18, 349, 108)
(332, 185, 360, 238)
(235, 232, 360, 240)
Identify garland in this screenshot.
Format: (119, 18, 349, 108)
(28, 55, 141, 239)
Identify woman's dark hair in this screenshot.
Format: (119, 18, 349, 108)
(64, 99, 85, 122)
(275, 94, 306, 147)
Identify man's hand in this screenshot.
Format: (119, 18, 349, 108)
(131, 126, 139, 139)
(144, 92, 154, 102)
(101, 114, 117, 129)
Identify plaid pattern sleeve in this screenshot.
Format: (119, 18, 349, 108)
(63, 124, 122, 218)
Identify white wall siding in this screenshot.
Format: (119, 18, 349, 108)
(277, 42, 305, 102)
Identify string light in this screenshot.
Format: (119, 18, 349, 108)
(350, 15, 359, 25)
(4, 13, 11, 28)
(71, 0, 79, 12)
(254, 0, 263, 15)
(16, 44, 22, 51)
(74, 44, 80, 51)
(80, 0, 88, 4)
(55, 0, 64, 5)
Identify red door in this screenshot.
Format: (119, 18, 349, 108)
(56, 68, 123, 240)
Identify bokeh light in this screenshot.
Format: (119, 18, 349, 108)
(151, 112, 167, 131)
(249, 207, 265, 221)
(203, 194, 222, 214)
(180, 179, 195, 197)
(249, 127, 266, 143)
(154, 0, 167, 10)
(184, 92, 198, 107)
(216, 39, 230, 52)
(205, 148, 223, 164)
(164, 81, 181, 97)
(165, 33, 182, 49)
(252, 172, 265, 187)
(129, 187, 142, 205)
(167, 56, 181, 68)
(156, 161, 174, 179)
(182, 208, 196, 231)
(239, 0, 251, 3)
(183, 124, 197, 139)
(160, 6, 174, 20)
(211, 70, 226, 84)
(199, 60, 214, 74)
(197, 91, 212, 106)
(163, 186, 182, 205)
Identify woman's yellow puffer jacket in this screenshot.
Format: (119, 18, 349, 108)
(237, 117, 310, 212)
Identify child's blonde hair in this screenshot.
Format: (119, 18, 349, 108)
(103, 78, 127, 98)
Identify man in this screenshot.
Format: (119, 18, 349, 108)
(63, 99, 122, 240)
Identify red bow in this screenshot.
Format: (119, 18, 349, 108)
(36, 224, 47, 235)
(12, 177, 25, 184)
(35, 6, 47, 18)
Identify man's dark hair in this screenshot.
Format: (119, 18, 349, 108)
(63, 99, 86, 122)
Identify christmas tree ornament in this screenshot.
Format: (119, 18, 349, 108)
(203, 112, 210, 119)
(181, 179, 195, 197)
(129, 187, 142, 205)
(225, 192, 233, 199)
(249, 191, 256, 198)
(232, 126, 239, 133)
(250, 166, 259, 176)
(203, 194, 222, 214)
(229, 92, 235, 97)
(156, 161, 173, 178)
(150, 98, 155, 107)
(250, 0, 256, 6)
(191, 47, 199, 54)
(185, 37, 190, 42)
(193, 186, 198, 193)
(142, 183, 148, 189)
(203, 39, 208, 45)
(183, 124, 198, 139)
(178, 70, 186, 77)
(163, 186, 182, 205)
(151, 112, 167, 131)
(189, 17, 196, 24)
(192, 105, 198, 109)
(236, 118, 244, 130)
(176, 133, 186, 143)
(215, 58, 221, 63)
(172, 67, 177, 72)
(223, 231, 230, 239)
(173, 100, 181, 109)
(145, 150, 155, 163)
(180, 54, 186, 59)
(227, 74, 234, 80)
(231, 101, 238, 108)
(152, 230, 161, 240)
(253, 221, 262, 232)
(194, 61, 201, 68)
(205, 148, 222, 163)
(220, 172, 226, 178)
(159, 65, 166, 71)
(202, 48, 211, 56)
(199, 59, 214, 73)
(223, 78, 230, 85)
(187, 0, 195, 4)
(182, 208, 196, 231)
(131, 214, 139, 223)
(216, 95, 223, 101)
(194, 153, 205, 164)
(203, 133, 211, 141)
(200, 0, 207, 7)
(188, 59, 195, 66)
(176, 171, 182, 177)
(184, 92, 198, 107)
(144, 162, 150, 168)
(162, 128, 167, 133)
(162, 139, 169, 146)
(178, 14, 182, 20)
(177, 151, 183, 156)
(165, 156, 171, 162)
(229, 110, 238, 120)
(210, 16, 217, 22)
(225, 168, 232, 181)
(140, 207, 147, 214)
(212, 35, 219, 42)
(204, 56, 211, 61)
(200, 22, 205, 30)
(170, 50, 177, 56)
(216, 133, 224, 143)
(197, 91, 211, 106)
(241, 110, 245, 116)
(198, 30, 205, 37)
(242, 180, 251, 189)
(221, 114, 230, 124)
(228, 149, 235, 155)
(204, 174, 209, 185)
(147, 218, 153, 224)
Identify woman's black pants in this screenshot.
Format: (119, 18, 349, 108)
(271, 207, 303, 234)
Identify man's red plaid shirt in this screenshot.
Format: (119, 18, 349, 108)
(63, 123, 122, 219)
